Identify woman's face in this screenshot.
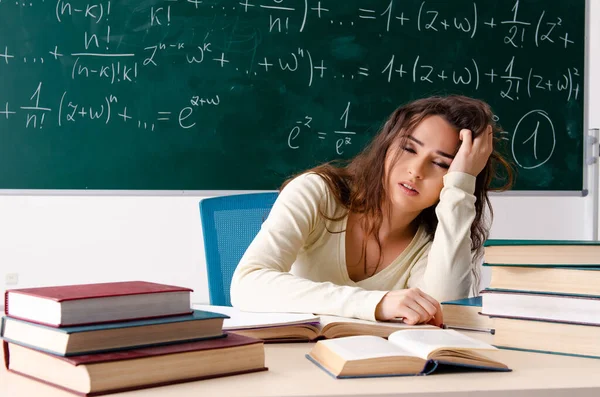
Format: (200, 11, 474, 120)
(384, 115, 460, 215)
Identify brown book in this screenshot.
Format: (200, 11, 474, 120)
(3, 333, 267, 396)
(307, 329, 509, 378)
(492, 317, 600, 359)
(1, 310, 227, 356)
(4, 281, 193, 327)
(485, 264, 600, 296)
(483, 239, 600, 266)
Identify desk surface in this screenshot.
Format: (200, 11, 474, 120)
(2, 334, 600, 397)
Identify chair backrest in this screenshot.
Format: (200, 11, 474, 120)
(199, 192, 279, 306)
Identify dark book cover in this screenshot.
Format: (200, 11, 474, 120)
(5, 280, 192, 303)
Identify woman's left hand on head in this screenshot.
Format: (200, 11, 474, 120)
(448, 125, 494, 176)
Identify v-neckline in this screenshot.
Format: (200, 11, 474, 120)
(339, 216, 423, 285)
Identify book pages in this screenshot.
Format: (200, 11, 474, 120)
(388, 329, 497, 358)
(318, 335, 415, 360)
(193, 304, 319, 330)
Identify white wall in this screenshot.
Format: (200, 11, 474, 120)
(1, 2, 599, 303)
(0, 195, 212, 303)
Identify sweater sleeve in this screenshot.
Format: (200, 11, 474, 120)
(406, 172, 481, 301)
(230, 173, 387, 321)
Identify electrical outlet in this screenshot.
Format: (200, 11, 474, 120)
(5, 273, 19, 285)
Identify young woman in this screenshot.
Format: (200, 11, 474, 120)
(230, 95, 514, 326)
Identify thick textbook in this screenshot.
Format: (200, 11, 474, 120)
(485, 264, 600, 296)
(481, 290, 600, 326)
(306, 329, 509, 378)
(1, 310, 228, 356)
(483, 239, 600, 266)
(4, 281, 193, 327)
(195, 304, 436, 341)
(493, 317, 600, 359)
(441, 296, 494, 333)
(3, 333, 267, 396)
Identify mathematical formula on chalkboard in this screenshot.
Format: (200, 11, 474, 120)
(0, 1, 585, 190)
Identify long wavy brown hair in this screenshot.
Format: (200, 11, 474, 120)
(281, 95, 515, 276)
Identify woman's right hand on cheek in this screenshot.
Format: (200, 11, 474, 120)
(375, 288, 443, 327)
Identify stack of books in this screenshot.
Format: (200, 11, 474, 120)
(1, 281, 266, 396)
(480, 239, 600, 359)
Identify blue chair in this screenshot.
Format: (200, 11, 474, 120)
(199, 192, 279, 306)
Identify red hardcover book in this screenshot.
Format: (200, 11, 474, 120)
(3, 333, 267, 396)
(4, 281, 193, 327)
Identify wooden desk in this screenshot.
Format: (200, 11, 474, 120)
(2, 337, 600, 397)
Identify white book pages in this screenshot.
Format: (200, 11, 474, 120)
(193, 304, 319, 330)
(318, 335, 415, 361)
(388, 329, 497, 359)
(318, 314, 436, 329)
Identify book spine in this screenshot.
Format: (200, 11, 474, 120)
(3, 341, 9, 370)
(2, 333, 228, 357)
(6, 310, 195, 328)
(58, 289, 192, 302)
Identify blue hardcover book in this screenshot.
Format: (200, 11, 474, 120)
(0, 309, 228, 356)
(306, 329, 510, 378)
(442, 296, 482, 307)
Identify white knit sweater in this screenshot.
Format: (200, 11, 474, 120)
(231, 171, 481, 321)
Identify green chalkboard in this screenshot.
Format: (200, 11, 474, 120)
(0, 0, 585, 191)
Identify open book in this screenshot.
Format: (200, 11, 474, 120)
(194, 305, 436, 341)
(307, 329, 510, 378)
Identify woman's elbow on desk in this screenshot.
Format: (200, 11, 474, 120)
(229, 265, 256, 310)
(230, 264, 281, 311)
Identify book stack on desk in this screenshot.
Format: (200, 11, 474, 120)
(1, 281, 266, 396)
(480, 239, 600, 359)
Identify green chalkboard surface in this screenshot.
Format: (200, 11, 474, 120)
(0, 0, 585, 191)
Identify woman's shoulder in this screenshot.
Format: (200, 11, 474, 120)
(279, 172, 344, 217)
(281, 172, 332, 197)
